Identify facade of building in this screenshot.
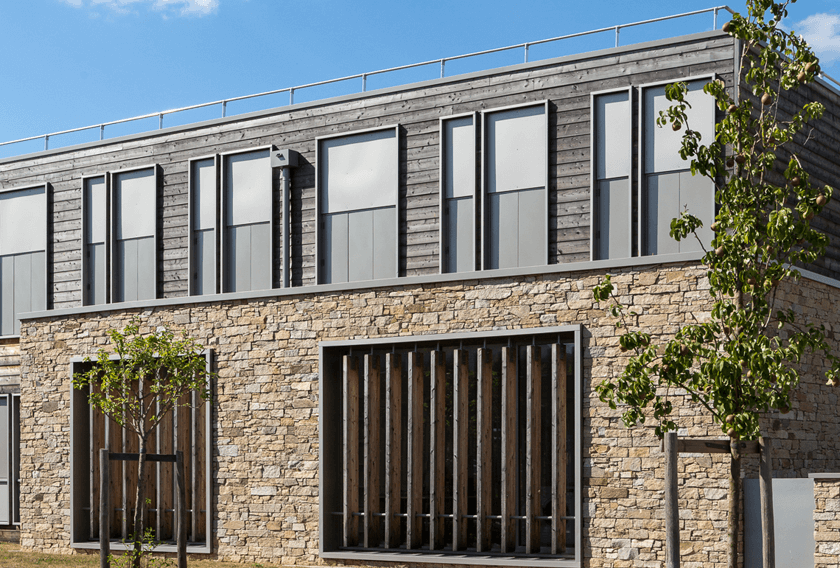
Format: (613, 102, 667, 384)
(0, 25, 838, 567)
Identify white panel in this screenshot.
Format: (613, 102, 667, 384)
(646, 173, 681, 256)
(595, 92, 631, 180)
(224, 150, 271, 226)
(115, 169, 155, 240)
(84, 177, 107, 244)
(517, 188, 546, 268)
(487, 105, 546, 193)
(320, 129, 398, 213)
(444, 117, 475, 199)
(192, 159, 217, 231)
(0, 187, 46, 256)
(348, 210, 374, 282)
(679, 171, 714, 253)
(372, 207, 396, 280)
(598, 179, 631, 260)
(645, 80, 716, 174)
(250, 222, 271, 291)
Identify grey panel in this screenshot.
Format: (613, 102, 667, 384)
(517, 187, 546, 268)
(320, 129, 398, 213)
(324, 213, 349, 284)
(0, 397, 6, 525)
(745, 478, 815, 568)
(444, 117, 475, 199)
(84, 177, 107, 244)
(446, 197, 474, 273)
(224, 150, 271, 226)
(13, 254, 31, 335)
(0, 257, 12, 336)
(348, 209, 374, 282)
(193, 229, 215, 296)
(86, 244, 106, 305)
(115, 168, 155, 240)
(192, 159, 216, 231)
(372, 207, 396, 280)
(231, 225, 252, 292)
(679, 170, 714, 253)
(595, 92, 631, 180)
(486, 105, 546, 194)
(30, 251, 46, 313)
(487, 191, 520, 270)
(115, 239, 138, 303)
(0, 187, 46, 256)
(644, 80, 716, 174)
(250, 222, 271, 291)
(136, 236, 155, 301)
(646, 173, 680, 256)
(598, 179, 631, 260)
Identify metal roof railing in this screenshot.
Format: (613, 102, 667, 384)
(3, 5, 836, 157)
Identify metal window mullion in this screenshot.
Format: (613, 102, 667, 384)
(542, 100, 549, 266)
(187, 161, 195, 296)
(281, 166, 291, 288)
(220, 157, 228, 293)
(452, 349, 468, 551)
(153, 166, 160, 300)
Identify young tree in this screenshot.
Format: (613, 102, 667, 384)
(73, 320, 211, 568)
(593, 1, 839, 566)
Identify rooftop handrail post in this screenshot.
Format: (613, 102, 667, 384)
(524, 43, 530, 63)
(99, 125, 104, 141)
(615, 25, 620, 48)
(362, 73, 367, 92)
(713, 7, 719, 29)
(440, 59, 445, 79)
(158, 113, 163, 129)
(222, 100, 227, 118)
(44, 135, 49, 151)
(290, 88, 295, 106)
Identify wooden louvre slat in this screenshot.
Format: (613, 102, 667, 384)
(407, 352, 425, 549)
(551, 344, 567, 554)
(384, 353, 402, 548)
(452, 349, 469, 552)
(525, 345, 542, 554)
(429, 350, 446, 551)
(500, 346, 516, 553)
(342, 355, 360, 547)
(363, 354, 382, 548)
(476, 348, 492, 553)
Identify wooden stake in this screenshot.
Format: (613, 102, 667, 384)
(759, 437, 775, 568)
(665, 432, 679, 568)
(100, 449, 110, 568)
(176, 451, 186, 568)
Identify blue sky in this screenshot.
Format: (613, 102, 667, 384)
(1, 0, 839, 158)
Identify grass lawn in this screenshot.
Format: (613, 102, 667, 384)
(0, 542, 280, 568)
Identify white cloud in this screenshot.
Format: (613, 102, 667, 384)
(61, 0, 219, 16)
(793, 13, 840, 64)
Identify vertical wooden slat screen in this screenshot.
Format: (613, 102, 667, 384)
(190, 390, 200, 543)
(407, 352, 424, 549)
(342, 355, 360, 547)
(452, 349, 469, 551)
(384, 353, 402, 548)
(500, 346, 516, 553)
(107, 411, 120, 539)
(525, 345, 542, 554)
(476, 348, 492, 552)
(195, 393, 207, 542)
(363, 354, 381, 548)
(551, 344, 567, 554)
(429, 350, 446, 551)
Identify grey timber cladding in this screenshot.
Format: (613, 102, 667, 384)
(0, 33, 741, 309)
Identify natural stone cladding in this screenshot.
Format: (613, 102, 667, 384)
(16, 261, 840, 567)
(814, 478, 840, 568)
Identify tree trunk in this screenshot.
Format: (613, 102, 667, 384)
(132, 437, 148, 568)
(728, 442, 742, 568)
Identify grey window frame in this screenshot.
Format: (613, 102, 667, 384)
(81, 173, 110, 306)
(68, 351, 213, 554)
(110, 164, 159, 303)
(219, 146, 275, 293)
(318, 324, 583, 567)
(315, 125, 400, 285)
(637, 74, 717, 257)
(439, 112, 478, 274)
(0, 182, 49, 338)
(589, 87, 633, 261)
(480, 100, 550, 271)
(188, 154, 221, 296)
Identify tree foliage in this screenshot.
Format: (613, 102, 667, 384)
(594, 0, 839, 442)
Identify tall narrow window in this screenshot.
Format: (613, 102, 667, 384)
(592, 90, 632, 260)
(0, 185, 47, 335)
(642, 79, 715, 255)
(441, 115, 476, 273)
(82, 175, 108, 305)
(222, 149, 272, 293)
(318, 128, 398, 284)
(189, 157, 219, 295)
(482, 103, 548, 270)
(112, 167, 157, 303)
(0, 393, 19, 526)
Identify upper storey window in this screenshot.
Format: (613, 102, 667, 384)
(113, 167, 157, 303)
(0, 185, 46, 336)
(189, 157, 218, 296)
(318, 127, 398, 284)
(82, 175, 108, 306)
(642, 79, 715, 256)
(482, 102, 548, 270)
(441, 114, 477, 273)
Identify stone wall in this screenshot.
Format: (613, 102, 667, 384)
(814, 477, 840, 568)
(16, 261, 840, 567)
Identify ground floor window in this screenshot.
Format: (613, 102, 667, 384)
(0, 392, 19, 527)
(319, 326, 581, 566)
(69, 357, 212, 553)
